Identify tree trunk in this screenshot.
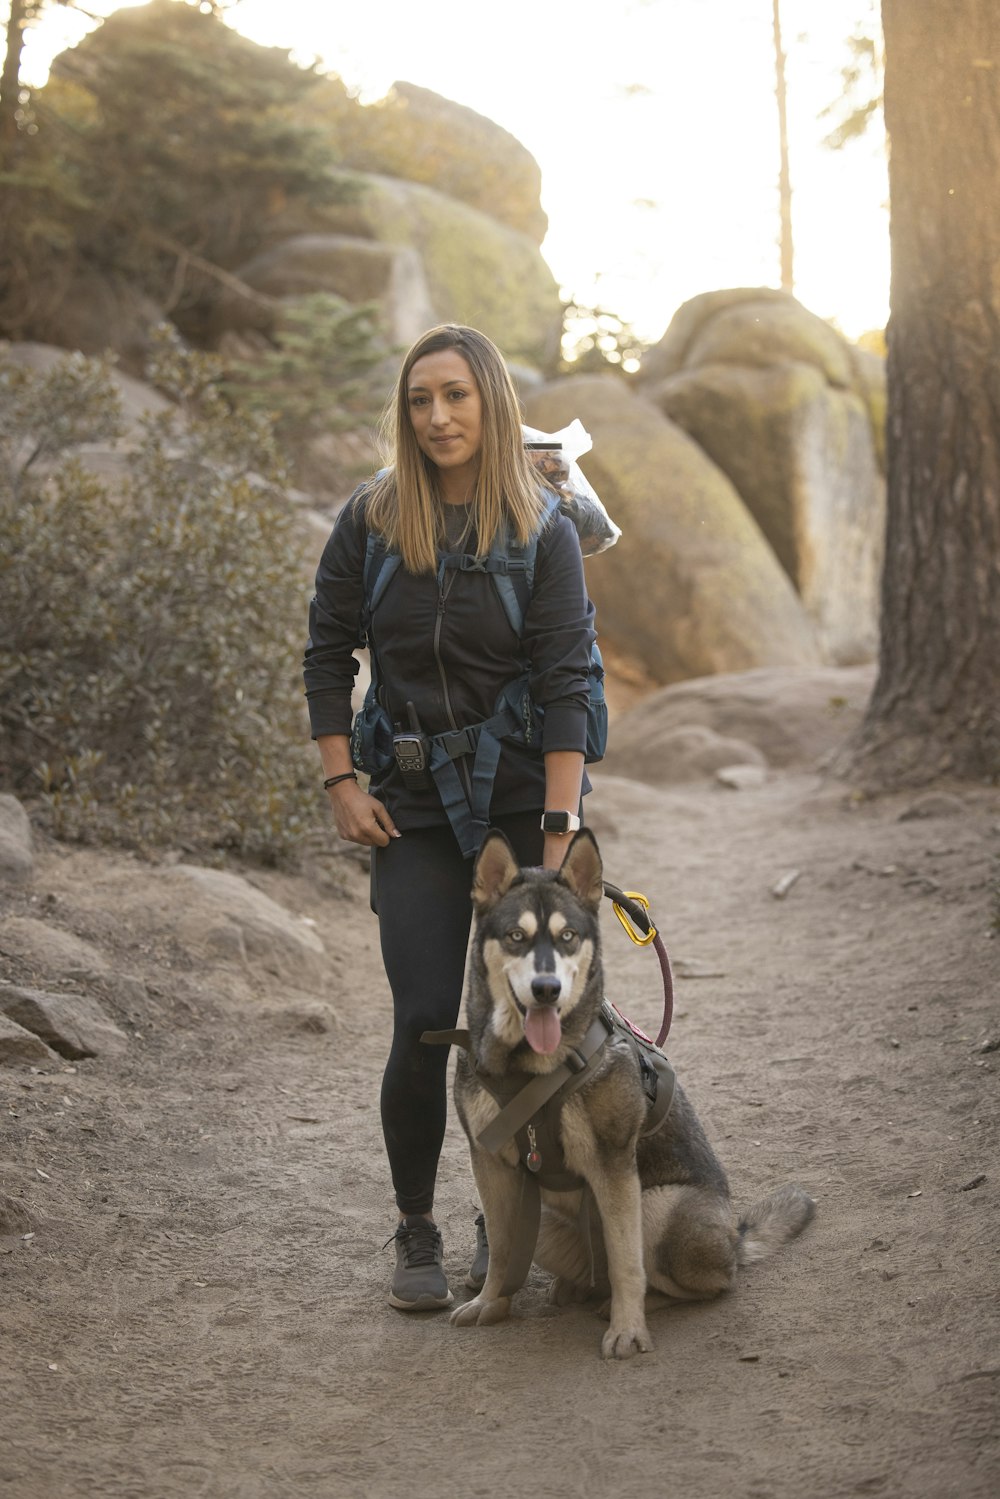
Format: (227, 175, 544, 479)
(1, 0, 29, 152)
(846, 0, 1000, 784)
(773, 0, 794, 292)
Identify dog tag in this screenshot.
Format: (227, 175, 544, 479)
(526, 1125, 542, 1173)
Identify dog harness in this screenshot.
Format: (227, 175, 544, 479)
(422, 1000, 675, 1298)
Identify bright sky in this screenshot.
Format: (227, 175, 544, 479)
(21, 0, 889, 343)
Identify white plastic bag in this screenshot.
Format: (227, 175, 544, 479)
(522, 419, 621, 556)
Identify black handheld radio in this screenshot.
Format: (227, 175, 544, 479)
(392, 702, 432, 791)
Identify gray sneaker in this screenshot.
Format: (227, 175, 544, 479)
(465, 1212, 489, 1291)
(387, 1217, 454, 1311)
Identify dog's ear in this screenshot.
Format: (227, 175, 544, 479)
(557, 828, 603, 912)
(472, 829, 520, 911)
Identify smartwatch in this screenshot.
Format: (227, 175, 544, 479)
(540, 810, 582, 835)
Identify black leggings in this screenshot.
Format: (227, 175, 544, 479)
(373, 811, 543, 1216)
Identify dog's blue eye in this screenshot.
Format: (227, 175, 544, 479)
(560, 929, 576, 944)
(508, 929, 525, 943)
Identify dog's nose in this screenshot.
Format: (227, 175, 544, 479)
(530, 974, 561, 1004)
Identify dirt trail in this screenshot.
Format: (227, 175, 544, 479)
(1, 767, 998, 1499)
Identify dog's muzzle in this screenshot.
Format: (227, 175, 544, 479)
(530, 974, 561, 1004)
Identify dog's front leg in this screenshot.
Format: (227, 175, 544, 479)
(450, 1148, 523, 1329)
(587, 1165, 653, 1360)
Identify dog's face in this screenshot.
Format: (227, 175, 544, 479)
(470, 829, 604, 1058)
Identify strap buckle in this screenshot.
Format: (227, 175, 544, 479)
(437, 726, 479, 759)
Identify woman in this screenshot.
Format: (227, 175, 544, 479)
(303, 325, 598, 1310)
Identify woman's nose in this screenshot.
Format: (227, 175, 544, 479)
(430, 397, 450, 426)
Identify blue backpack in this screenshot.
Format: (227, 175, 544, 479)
(351, 491, 607, 857)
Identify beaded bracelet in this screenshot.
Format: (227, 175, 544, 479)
(323, 771, 358, 790)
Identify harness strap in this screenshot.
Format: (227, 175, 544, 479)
(421, 1027, 469, 1049)
(421, 1008, 614, 1155)
(475, 1008, 614, 1154)
(427, 711, 514, 861)
(638, 1049, 675, 1139)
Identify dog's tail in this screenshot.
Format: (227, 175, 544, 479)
(736, 1183, 816, 1265)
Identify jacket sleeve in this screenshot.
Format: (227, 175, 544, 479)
(302, 493, 369, 739)
(522, 511, 597, 754)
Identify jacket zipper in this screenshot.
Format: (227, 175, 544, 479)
(434, 571, 474, 802)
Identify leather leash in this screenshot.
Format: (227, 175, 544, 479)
(603, 882, 674, 1046)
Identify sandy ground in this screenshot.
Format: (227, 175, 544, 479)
(1, 756, 998, 1499)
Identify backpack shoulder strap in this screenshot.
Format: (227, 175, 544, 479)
(360, 529, 401, 644)
(487, 489, 561, 637)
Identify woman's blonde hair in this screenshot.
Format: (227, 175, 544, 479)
(365, 324, 547, 573)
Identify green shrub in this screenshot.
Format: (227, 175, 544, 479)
(221, 292, 388, 470)
(0, 332, 319, 863)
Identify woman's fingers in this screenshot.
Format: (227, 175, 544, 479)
(371, 805, 400, 843)
(328, 783, 400, 846)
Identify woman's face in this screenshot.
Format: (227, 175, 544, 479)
(406, 348, 484, 489)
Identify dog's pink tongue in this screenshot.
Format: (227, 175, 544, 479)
(524, 1006, 562, 1055)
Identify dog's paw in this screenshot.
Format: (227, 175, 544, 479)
(450, 1294, 511, 1328)
(548, 1276, 591, 1307)
(600, 1322, 654, 1360)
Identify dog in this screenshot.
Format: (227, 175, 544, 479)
(448, 827, 815, 1360)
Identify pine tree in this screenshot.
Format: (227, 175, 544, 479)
(841, 0, 1000, 784)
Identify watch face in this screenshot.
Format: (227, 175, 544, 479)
(542, 811, 575, 834)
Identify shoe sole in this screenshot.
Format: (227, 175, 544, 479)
(388, 1288, 455, 1311)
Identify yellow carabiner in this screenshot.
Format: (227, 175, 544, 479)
(612, 890, 658, 947)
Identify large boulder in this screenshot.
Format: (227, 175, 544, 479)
(212, 233, 437, 349)
(639, 288, 853, 386)
(523, 376, 821, 686)
(639, 291, 886, 665)
(238, 172, 563, 370)
(307, 78, 547, 244)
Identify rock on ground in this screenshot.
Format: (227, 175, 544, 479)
(0, 915, 110, 980)
(0, 986, 128, 1060)
(150, 865, 328, 984)
(0, 795, 33, 886)
(0, 1011, 61, 1066)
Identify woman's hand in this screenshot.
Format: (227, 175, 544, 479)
(328, 779, 400, 847)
